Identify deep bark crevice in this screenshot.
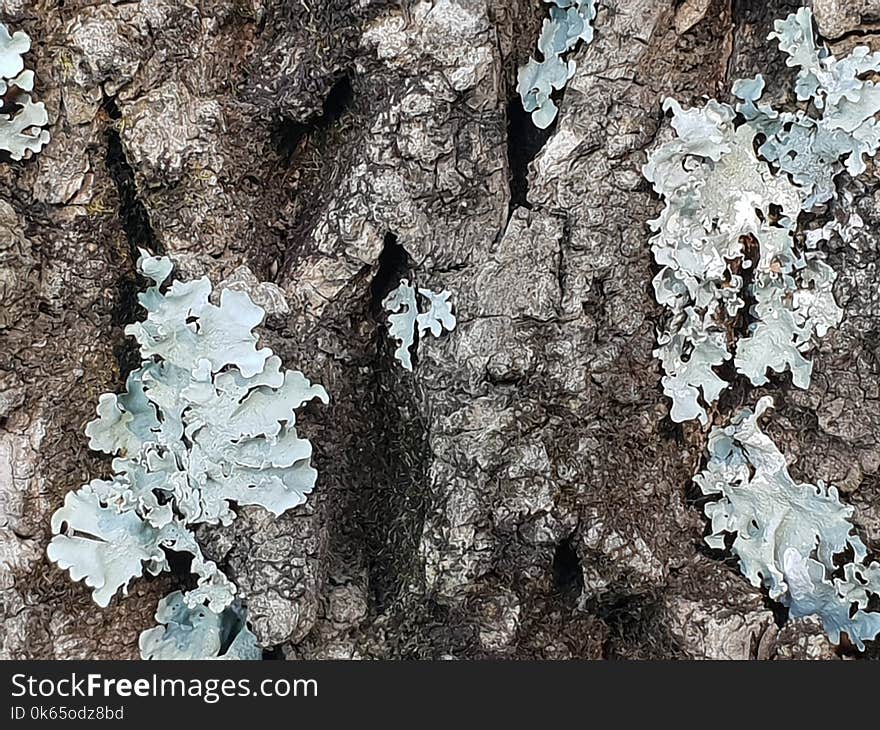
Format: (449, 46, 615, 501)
(271, 73, 355, 163)
(262, 645, 284, 660)
(353, 367, 431, 613)
(362, 235, 430, 611)
(104, 124, 159, 260)
(823, 24, 880, 43)
(506, 96, 552, 212)
(104, 111, 159, 374)
(370, 232, 411, 313)
(322, 74, 354, 124)
(598, 594, 686, 660)
(552, 538, 585, 605)
(271, 73, 359, 286)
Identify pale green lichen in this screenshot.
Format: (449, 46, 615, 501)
(644, 8, 867, 424)
(0, 23, 50, 160)
(517, 0, 596, 129)
(651, 9, 880, 650)
(139, 591, 261, 661)
(383, 279, 419, 371)
(383, 280, 456, 371)
(48, 251, 328, 659)
(696, 399, 880, 650)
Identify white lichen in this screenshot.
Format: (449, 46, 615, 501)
(517, 0, 596, 129)
(644, 8, 866, 424)
(383, 280, 456, 371)
(696, 398, 880, 650)
(47, 251, 328, 659)
(139, 591, 262, 661)
(0, 23, 50, 160)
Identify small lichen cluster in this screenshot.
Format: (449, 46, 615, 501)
(645, 8, 877, 425)
(140, 591, 261, 660)
(48, 252, 328, 659)
(383, 279, 456, 371)
(0, 23, 50, 160)
(696, 398, 880, 650)
(517, 0, 596, 129)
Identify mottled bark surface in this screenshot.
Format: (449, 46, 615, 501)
(1, 0, 878, 660)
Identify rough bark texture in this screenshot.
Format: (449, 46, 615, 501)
(1, 0, 878, 660)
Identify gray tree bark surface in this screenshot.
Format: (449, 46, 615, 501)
(1, 0, 878, 660)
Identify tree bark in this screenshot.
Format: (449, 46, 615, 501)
(1, 0, 877, 660)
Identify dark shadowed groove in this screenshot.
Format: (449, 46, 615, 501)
(355, 232, 432, 611)
(262, 646, 284, 660)
(104, 102, 160, 374)
(727, 0, 804, 85)
(552, 538, 585, 606)
(598, 594, 689, 660)
(370, 232, 410, 312)
(506, 96, 553, 212)
(104, 98, 159, 260)
(272, 73, 355, 163)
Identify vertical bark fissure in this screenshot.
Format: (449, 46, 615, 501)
(360, 232, 432, 612)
